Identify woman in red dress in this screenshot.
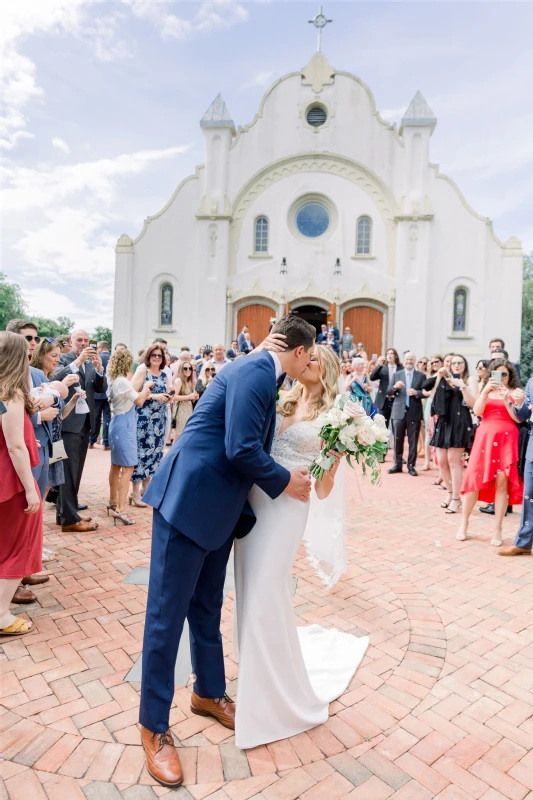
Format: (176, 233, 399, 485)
(0, 332, 43, 636)
(457, 359, 526, 546)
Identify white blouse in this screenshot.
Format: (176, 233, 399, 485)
(107, 376, 138, 416)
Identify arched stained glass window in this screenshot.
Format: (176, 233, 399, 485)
(160, 283, 173, 327)
(254, 216, 269, 253)
(356, 216, 372, 255)
(453, 288, 467, 333)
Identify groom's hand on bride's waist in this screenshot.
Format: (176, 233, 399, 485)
(284, 467, 312, 502)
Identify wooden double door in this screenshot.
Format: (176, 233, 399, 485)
(342, 306, 384, 357)
(236, 304, 274, 346)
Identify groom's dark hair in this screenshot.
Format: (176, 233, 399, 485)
(271, 314, 315, 351)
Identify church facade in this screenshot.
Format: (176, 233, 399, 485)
(112, 51, 523, 362)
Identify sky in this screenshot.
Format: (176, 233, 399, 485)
(2, 0, 532, 332)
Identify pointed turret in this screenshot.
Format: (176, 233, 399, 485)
(200, 93, 236, 135)
(400, 91, 437, 135)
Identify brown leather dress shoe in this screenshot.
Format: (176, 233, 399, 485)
(190, 692, 235, 729)
(12, 585, 37, 604)
(140, 726, 183, 788)
(498, 546, 532, 556)
(61, 521, 99, 532)
(22, 574, 50, 586)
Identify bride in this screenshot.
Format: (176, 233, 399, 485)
(234, 344, 369, 749)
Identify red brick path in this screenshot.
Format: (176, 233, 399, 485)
(1, 447, 533, 799)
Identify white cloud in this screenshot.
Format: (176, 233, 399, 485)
(124, 0, 248, 39)
(2, 144, 191, 212)
(51, 136, 70, 154)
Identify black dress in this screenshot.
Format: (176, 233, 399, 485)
(430, 380, 473, 449)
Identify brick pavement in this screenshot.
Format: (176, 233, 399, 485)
(1, 447, 533, 799)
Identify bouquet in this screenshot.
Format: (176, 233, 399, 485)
(309, 393, 390, 484)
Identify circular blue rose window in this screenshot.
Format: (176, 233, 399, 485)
(295, 202, 330, 238)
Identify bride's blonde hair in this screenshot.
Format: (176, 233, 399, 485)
(278, 345, 340, 421)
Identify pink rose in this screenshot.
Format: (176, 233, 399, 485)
(357, 427, 376, 446)
(344, 400, 367, 419)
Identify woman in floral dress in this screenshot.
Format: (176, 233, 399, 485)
(129, 344, 171, 507)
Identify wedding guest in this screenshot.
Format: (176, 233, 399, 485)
(317, 324, 328, 344)
(237, 325, 249, 351)
(347, 357, 376, 416)
(195, 360, 216, 398)
(57, 335, 72, 354)
(115, 343, 128, 351)
(89, 341, 111, 450)
(213, 343, 231, 370)
(474, 360, 490, 395)
(370, 348, 401, 429)
(171, 362, 199, 441)
(388, 352, 425, 475)
(457, 360, 525, 546)
(196, 348, 213, 378)
(430, 355, 476, 514)
(354, 342, 368, 361)
(340, 326, 354, 353)
(240, 334, 255, 355)
(130, 344, 171, 507)
(51, 330, 106, 532)
(107, 349, 152, 525)
(226, 341, 239, 360)
(420, 355, 443, 471)
(0, 332, 42, 636)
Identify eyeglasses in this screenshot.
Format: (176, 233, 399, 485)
(24, 335, 40, 343)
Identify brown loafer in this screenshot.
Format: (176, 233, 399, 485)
(61, 521, 99, 532)
(12, 585, 37, 604)
(190, 692, 235, 729)
(498, 546, 532, 556)
(140, 726, 183, 788)
(22, 574, 50, 586)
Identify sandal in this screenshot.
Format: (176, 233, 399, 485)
(0, 617, 33, 636)
(456, 529, 467, 541)
(445, 498, 462, 514)
(441, 492, 453, 509)
(433, 477, 443, 486)
(128, 496, 147, 508)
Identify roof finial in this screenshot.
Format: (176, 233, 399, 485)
(308, 5, 333, 53)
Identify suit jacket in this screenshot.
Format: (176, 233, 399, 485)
(340, 333, 354, 353)
(51, 352, 106, 434)
(370, 363, 401, 410)
(389, 368, 426, 422)
(516, 377, 533, 462)
(144, 350, 291, 551)
(94, 352, 110, 400)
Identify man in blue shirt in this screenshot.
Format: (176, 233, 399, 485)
(89, 341, 111, 450)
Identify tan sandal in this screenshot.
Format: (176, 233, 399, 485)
(0, 617, 33, 636)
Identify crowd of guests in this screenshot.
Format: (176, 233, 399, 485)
(1, 319, 532, 636)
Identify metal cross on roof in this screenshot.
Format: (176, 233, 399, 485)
(308, 5, 333, 53)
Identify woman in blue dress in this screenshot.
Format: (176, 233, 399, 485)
(347, 357, 378, 418)
(130, 344, 171, 507)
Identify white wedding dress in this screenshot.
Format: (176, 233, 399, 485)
(233, 416, 369, 749)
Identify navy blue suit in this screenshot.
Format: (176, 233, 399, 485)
(140, 351, 290, 732)
(513, 379, 533, 550)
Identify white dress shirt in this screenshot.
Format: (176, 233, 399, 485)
(267, 350, 283, 380)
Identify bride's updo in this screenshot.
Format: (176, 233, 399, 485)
(278, 345, 340, 421)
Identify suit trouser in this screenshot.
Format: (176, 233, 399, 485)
(57, 423, 90, 526)
(515, 461, 533, 550)
(394, 414, 421, 468)
(90, 399, 111, 446)
(139, 510, 234, 733)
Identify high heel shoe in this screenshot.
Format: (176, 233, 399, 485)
(111, 511, 135, 526)
(106, 502, 117, 516)
(441, 492, 453, 509)
(445, 498, 462, 514)
(128, 495, 148, 508)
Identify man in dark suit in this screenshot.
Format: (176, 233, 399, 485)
(370, 348, 401, 428)
(139, 315, 315, 788)
(89, 341, 111, 450)
(387, 352, 425, 476)
(52, 330, 106, 532)
(237, 325, 249, 351)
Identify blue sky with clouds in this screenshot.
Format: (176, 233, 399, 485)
(2, 1, 532, 332)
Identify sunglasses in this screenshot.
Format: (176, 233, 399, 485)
(24, 334, 40, 343)
(205, 368, 216, 373)
(45, 337, 56, 344)
(151, 353, 163, 359)
(499, 372, 509, 377)
(183, 367, 192, 371)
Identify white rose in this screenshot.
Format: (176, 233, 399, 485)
(343, 400, 367, 420)
(338, 424, 357, 446)
(375, 427, 390, 443)
(373, 414, 387, 429)
(357, 426, 377, 446)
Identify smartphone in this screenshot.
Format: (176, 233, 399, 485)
(89, 339, 98, 349)
(372, 354, 378, 361)
(452, 373, 460, 379)
(166, 388, 176, 396)
(491, 370, 502, 385)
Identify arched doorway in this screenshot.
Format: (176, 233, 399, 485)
(236, 304, 274, 345)
(289, 304, 328, 336)
(343, 305, 384, 357)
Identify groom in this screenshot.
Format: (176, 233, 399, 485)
(139, 314, 316, 787)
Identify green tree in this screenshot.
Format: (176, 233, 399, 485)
(0, 272, 26, 330)
(92, 326, 112, 345)
(520, 251, 533, 379)
(30, 316, 75, 339)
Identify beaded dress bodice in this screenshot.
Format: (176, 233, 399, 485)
(270, 415, 322, 470)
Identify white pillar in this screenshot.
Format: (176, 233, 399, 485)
(113, 234, 134, 349)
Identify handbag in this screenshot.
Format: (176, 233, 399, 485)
(49, 439, 68, 465)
